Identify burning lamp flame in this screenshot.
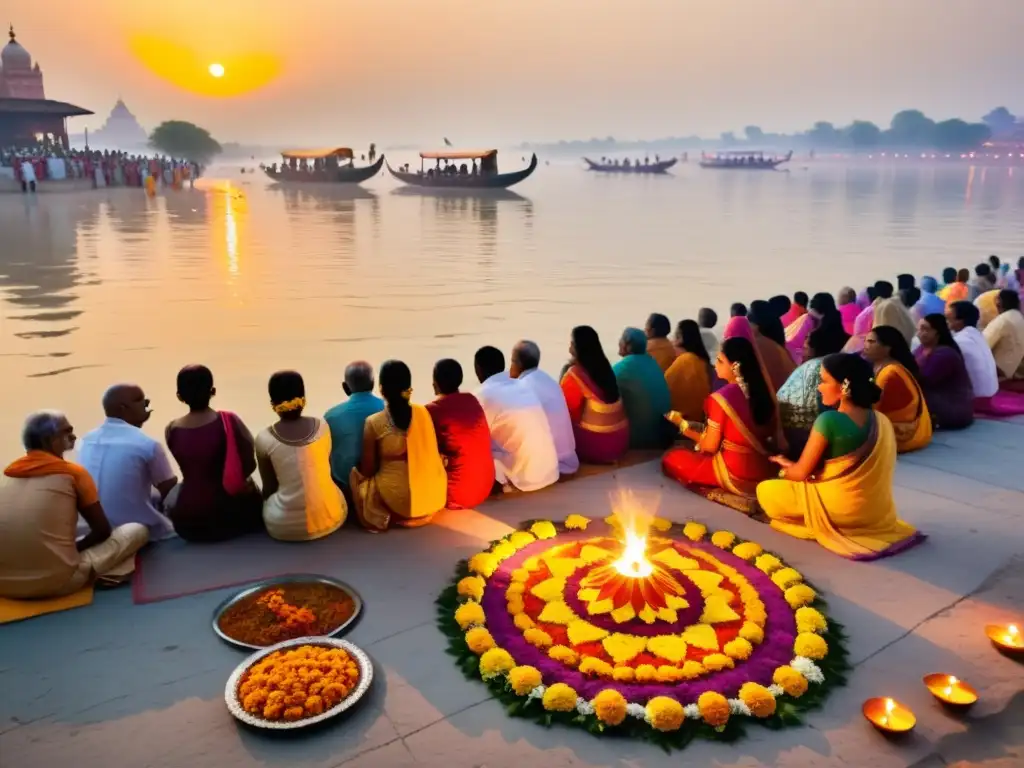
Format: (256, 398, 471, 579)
(614, 530, 653, 578)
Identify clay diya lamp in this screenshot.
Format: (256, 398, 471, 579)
(922, 674, 978, 709)
(862, 697, 916, 734)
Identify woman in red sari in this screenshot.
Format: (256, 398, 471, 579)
(663, 336, 782, 507)
(560, 326, 630, 464)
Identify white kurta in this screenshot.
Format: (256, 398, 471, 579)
(953, 326, 999, 397)
(476, 372, 559, 492)
(517, 367, 579, 475)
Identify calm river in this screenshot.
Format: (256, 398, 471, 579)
(2, 159, 1022, 455)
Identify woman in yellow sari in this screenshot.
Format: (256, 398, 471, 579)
(350, 360, 447, 532)
(665, 319, 712, 421)
(758, 353, 925, 560)
(863, 325, 933, 452)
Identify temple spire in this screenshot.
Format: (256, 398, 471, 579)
(8, 24, 14, 42)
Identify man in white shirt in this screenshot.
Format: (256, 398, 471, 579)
(983, 290, 1024, 385)
(78, 384, 179, 540)
(20, 159, 36, 193)
(510, 340, 579, 476)
(946, 301, 998, 399)
(474, 346, 559, 493)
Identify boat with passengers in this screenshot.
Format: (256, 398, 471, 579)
(262, 147, 384, 185)
(386, 149, 537, 189)
(583, 156, 678, 174)
(699, 149, 792, 170)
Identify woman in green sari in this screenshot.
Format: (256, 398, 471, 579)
(777, 326, 848, 457)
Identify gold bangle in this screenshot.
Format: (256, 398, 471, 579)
(680, 419, 690, 433)
(778, 468, 786, 479)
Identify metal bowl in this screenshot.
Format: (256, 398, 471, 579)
(212, 574, 363, 650)
(225, 637, 374, 730)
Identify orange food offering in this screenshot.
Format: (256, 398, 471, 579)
(218, 583, 356, 646)
(238, 645, 361, 722)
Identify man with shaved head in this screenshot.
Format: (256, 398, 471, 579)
(510, 340, 578, 476)
(325, 361, 384, 491)
(79, 383, 178, 539)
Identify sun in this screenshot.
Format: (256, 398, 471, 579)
(208, 62, 225, 78)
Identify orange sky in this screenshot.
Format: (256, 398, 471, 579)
(7, 0, 1021, 146)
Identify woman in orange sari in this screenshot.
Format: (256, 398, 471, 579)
(665, 319, 712, 421)
(663, 336, 782, 508)
(758, 353, 925, 559)
(748, 300, 797, 391)
(560, 326, 630, 464)
(863, 325, 933, 452)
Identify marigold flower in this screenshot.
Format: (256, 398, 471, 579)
(731, 541, 763, 561)
(655, 665, 683, 683)
(455, 601, 486, 630)
(683, 522, 707, 541)
(697, 691, 730, 727)
(479, 647, 515, 679)
(508, 531, 536, 549)
(710, 530, 736, 549)
(724, 637, 753, 661)
(744, 601, 768, 626)
(795, 607, 828, 634)
(739, 622, 765, 645)
(513, 613, 535, 631)
(784, 583, 816, 608)
(491, 540, 517, 561)
(507, 665, 542, 696)
(506, 596, 525, 616)
(651, 517, 673, 532)
(523, 628, 553, 649)
(793, 632, 828, 660)
(505, 582, 525, 598)
(592, 689, 628, 726)
(578, 657, 614, 678)
(701, 653, 734, 672)
(634, 663, 658, 682)
(646, 696, 685, 731)
(771, 567, 803, 589)
(465, 627, 495, 655)
(739, 682, 776, 718)
(511, 568, 530, 583)
(754, 553, 783, 574)
(772, 665, 809, 698)
(468, 552, 497, 578)
(564, 514, 590, 530)
(612, 666, 635, 682)
(680, 660, 705, 680)
(548, 645, 579, 667)
(457, 576, 486, 601)
(530, 520, 558, 540)
(542, 682, 578, 712)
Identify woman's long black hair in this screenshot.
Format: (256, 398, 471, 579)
(871, 325, 921, 381)
(748, 300, 787, 347)
(922, 313, 962, 357)
(721, 336, 775, 426)
(809, 292, 850, 351)
(571, 325, 619, 400)
(379, 360, 413, 430)
(821, 353, 882, 408)
(675, 319, 710, 363)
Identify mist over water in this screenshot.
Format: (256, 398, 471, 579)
(2, 160, 1022, 456)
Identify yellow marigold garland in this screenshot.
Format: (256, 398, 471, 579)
(771, 567, 803, 589)
(508, 531, 537, 549)
(530, 520, 557, 540)
(772, 665, 809, 698)
(479, 648, 515, 679)
(455, 602, 486, 630)
(592, 689, 628, 726)
(646, 696, 685, 731)
(731, 541, 763, 560)
(795, 606, 828, 634)
(542, 682, 578, 712)
(682, 522, 706, 541)
(710, 530, 736, 549)
(697, 691, 730, 728)
(468, 552, 497, 578)
(784, 583, 817, 608)
(465, 627, 495, 655)
(564, 514, 590, 530)
(794, 632, 829, 660)
(508, 665, 542, 696)
(739, 682, 777, 718)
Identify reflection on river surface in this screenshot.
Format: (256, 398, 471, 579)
(1, 162, 1022, 454)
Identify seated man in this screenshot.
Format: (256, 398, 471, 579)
(645, 313, 677, 372)
(426, 359, 495, 509)
(946, 301, 999, 401)
(613, 328, 673, 449)
(78, 384, 178, 540)
(984, 290, 1024, 388)
(474, 346, 559, 493)
(324, 361, 384, 491)
(0, 411, 148, 599)
(509, 340, 579, 476)
(697, 307, 720, 360)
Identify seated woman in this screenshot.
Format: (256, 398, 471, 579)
(560, 326, 630, 464)
(757, 354, 925, 560)
(351, 360, 447, 532)
(425, 358, 494, 510)
(165, 365, 264, 542)
(664, 320, 712, 422)
(613, 328, 673, 449)
(255, 371, 346, 541)
(747, 300, 796, 391)
(662, 336, 782, 507)
(913, 314, 974, 430)
(777, 328, 834, 457)
(863, 325, 933, 452)
(0, 411, 148, 598)
(843, 288, 877, 354)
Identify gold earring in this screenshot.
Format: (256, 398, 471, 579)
(841, 379, 851, 396)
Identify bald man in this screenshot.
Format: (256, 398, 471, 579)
(78, 383, 178, 540)
(324, 362, 384, 489)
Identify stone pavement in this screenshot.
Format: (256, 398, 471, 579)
(1, 417, 1022, 768)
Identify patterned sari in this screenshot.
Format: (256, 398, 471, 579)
(560, 366, 629, 464)
(662, 383, 778, 510)
(785, 313, 819, 365)
(874, 363, 932, 452)
(757, 412, 925, 560)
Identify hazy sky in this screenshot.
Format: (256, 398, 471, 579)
(8, 0, 1021, 146)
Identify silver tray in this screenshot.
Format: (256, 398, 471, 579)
(225, 637, 374, 730)
(212, 574, 363, 650)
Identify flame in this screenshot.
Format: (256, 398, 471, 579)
(608, 488, 657, 578)
(884, 698, 895, 715)
(614, 530, 653, 577)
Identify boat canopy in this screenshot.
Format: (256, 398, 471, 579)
(281, 147, 354, 160)
(717, 150, 765, 156)
(420, 149, 497, 161)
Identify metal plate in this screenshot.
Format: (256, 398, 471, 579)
(212, 574, 363, 650)
(225, 637, 374, 730)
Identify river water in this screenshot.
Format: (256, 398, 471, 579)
(1, 160, 1022, 455)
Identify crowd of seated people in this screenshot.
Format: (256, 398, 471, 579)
(3, 263, 1024, 600)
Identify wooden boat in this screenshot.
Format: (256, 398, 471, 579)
(699, 150, 792, 170)
(386, 149, 536, 189)
(583, 157, 678, 174)
(262, 147, 384, 184)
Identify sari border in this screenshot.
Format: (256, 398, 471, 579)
(814, 413, 879, 484)
(711, 391, 770, 458)
(846, 531, 927, 562)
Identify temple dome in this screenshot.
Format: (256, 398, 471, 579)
(2, 26, 32, 70)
